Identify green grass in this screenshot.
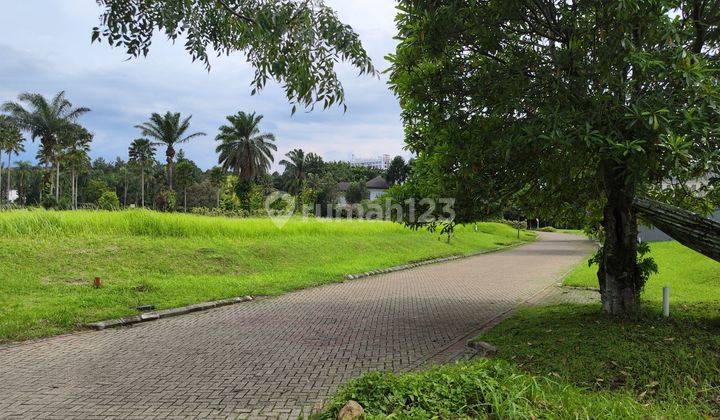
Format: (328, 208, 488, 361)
(564, 241, 720, 302)
(320, 240, 720, 418)
(0, 209, 534, 342)
(480, 304, 720, 417)
(318, 359, 695, 419)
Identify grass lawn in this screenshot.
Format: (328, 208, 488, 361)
(565, 240, 720, 302)
(321, 240, 720, 418)
(0, 209, 534, 342)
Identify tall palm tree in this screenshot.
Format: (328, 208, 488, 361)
(135, 112, 205, 190)
(128, 138, 156, 208)
(280, 149, 307, 195)
(1, 91, 90, 200)
(0, 116, 24, 200)
(3, 133, 25, 201)
(60, 124, 92, 210)
(215, 112, 277, 181)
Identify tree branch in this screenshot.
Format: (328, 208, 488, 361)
(215, 0, 256, 24)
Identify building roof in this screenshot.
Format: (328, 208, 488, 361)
(366, 176, 389, 190)
(337, 177, 390, 192)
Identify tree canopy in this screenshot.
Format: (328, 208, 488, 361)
(92, 0, 376, 112)
(390, 0, 720, 314)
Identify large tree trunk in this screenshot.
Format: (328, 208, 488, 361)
(598, 161, 641, 315)
(166, 146, 174, 191)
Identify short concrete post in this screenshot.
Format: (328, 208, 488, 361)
(663, 287, 670, 318)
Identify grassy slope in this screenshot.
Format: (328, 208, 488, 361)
(321, 240, 720, 418)
(0, 210, 534, 342)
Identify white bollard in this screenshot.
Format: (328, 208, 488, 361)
(663, 287, 670, 318)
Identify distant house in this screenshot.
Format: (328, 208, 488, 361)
(366, 176, 389, 200)
(7, 190, 18, 203)
(337, 176, 389, 205)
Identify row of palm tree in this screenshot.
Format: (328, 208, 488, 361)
(2, 92, 90, 202)
(1, 90, 315, 208)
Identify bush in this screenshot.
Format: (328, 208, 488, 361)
(98, 191, 120, 210)
(539, 226, 557, 232)
(154, 189, 176, 212)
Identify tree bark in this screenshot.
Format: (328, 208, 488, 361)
(598, 161, 641, 315)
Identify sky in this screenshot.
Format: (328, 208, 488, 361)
(0, 1, 406, 171)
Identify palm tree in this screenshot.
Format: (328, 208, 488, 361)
(280, 149, 307, 195)
(60, 124, 92, 209)
(215, 112, 277, 181)
(1, 91, 90, 200)
(0, 116, 24, 200)
(128, 138, 156, 208)
(135, 112, 205, 190)
(3, 133, 25, 201)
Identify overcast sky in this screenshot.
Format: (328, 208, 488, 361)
(0, 1, 405, 171)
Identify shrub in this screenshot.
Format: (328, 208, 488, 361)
(154, 189, 176, 212)
(539, 226, 557, 232)
(98, 191, 120, 210)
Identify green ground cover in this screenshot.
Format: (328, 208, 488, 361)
(321, 240, 720, 418)
(565, 241, 720, 302)
(0, 209, 534, 342)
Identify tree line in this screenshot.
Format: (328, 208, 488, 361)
(0, 91, 411, 212)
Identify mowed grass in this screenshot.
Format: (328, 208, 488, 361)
(320, 241, 720, 418)
(0, 210, 534, 342)
(564, 241, 720, 302)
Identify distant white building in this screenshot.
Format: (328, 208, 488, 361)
(350, 154, 392, 170)
(337, 176, 390, 205)
(7, 189, 18, 202)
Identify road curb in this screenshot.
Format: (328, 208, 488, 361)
(85, 295, 255, 330)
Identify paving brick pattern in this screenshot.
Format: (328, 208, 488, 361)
(0, 233, 593, 419)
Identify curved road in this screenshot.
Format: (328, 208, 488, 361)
(0, 233, 593, 419)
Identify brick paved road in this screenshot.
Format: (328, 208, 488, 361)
(0, 233, 593, 419)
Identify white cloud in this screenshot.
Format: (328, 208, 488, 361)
(0, 0, 406, 170)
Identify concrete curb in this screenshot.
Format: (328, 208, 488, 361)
(86, 296, 255, 330)
(344, 243, 525, 281)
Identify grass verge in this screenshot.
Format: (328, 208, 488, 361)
(0, 209, 534, 342)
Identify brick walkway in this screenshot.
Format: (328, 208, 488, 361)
(0, 233, 593, 419)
